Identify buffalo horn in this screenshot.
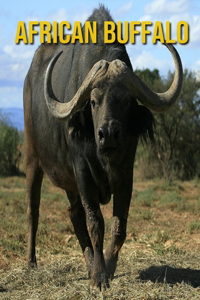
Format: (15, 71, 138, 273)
(119, 42, 183, 112)
(44, 42, 183, 119)
(44, 51, 109, 120)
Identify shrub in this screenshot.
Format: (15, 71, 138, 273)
(0, 112, 22, 176)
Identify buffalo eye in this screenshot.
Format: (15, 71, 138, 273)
(91, 100, 96, 108)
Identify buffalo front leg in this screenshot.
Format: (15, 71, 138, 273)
(104, 182, 133, 279)
(66, 191, 94, 277)
(84, 200, 108, 290)
(74, 167, 109, 290)
(26, 159, 43, 268)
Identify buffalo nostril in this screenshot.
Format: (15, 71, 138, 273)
(98, 128, 104, 141)
(114, 129, 120, 140)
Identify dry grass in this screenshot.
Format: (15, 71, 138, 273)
(1, 176, 200, 299)
(1, 249, 200, 299)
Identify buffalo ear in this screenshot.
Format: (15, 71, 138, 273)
(129, 104, 154, 142)
(67, 103, 94, 141)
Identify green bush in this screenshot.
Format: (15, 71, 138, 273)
(0, 112, 22, 176)
(135, 68, 200, 181)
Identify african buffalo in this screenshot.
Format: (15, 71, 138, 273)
(24, 5, 183, 289)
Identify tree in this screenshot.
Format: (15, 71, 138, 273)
(0, 111, 22, 176)
(154, 69, 200, 180)
(135, 68, 200, 181)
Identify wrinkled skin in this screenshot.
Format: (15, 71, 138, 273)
(24, 6, 182, 290)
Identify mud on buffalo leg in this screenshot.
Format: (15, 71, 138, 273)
(74, 165, 109, 290)
(104, 180, 133, 279)
(25, 158, 43, 268)
(83, 199, 108, 290)
(66, 191, 94, 277)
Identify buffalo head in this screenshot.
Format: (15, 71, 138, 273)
(44, 43, 183, 160)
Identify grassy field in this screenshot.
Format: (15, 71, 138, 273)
(1, 176, 200, 299)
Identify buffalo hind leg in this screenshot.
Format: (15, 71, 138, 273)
(26, 158, 43, 268)
(67, 191, 94, 277)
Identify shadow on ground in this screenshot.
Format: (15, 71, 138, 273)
(0, 286, 8, 293)
(138, 265, 200, 288)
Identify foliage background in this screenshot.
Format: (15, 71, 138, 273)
(0, 111, 23, 176)
(135, 68, 200, 181)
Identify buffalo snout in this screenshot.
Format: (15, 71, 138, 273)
(98, 121, 121, 154)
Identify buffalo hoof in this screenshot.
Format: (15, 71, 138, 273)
(28, 255, 37, 269)
(92, 272, 110, 291)
(28, 262, 37, 269)
(105, 256, 118, 280)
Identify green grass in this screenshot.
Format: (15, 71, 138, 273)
(134, 188, 158, 207)
(188, 220, 200, 234)
(141, 209, 153, 220)
(159, 191, 184, 211)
